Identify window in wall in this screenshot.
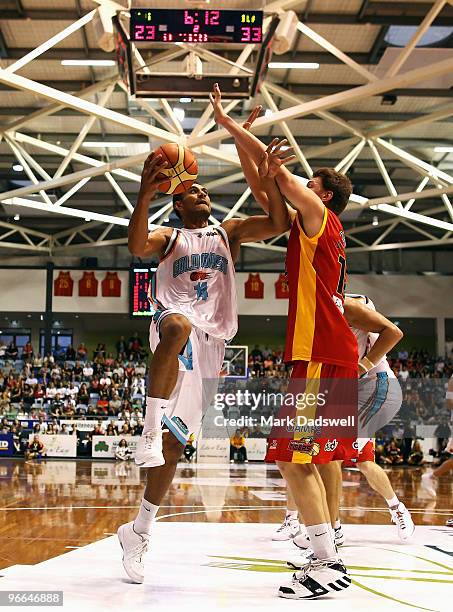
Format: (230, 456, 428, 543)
(39, 329, 73, 356)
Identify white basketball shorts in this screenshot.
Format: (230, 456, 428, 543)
(149, 309, 225, 444)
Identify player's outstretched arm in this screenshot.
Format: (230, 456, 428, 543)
(222, 155, 291, 244)
(235, 106, 270, 211)
(128, 152, 169, 258)
(210, 84, 322, 228)
(344, 297, 403, 377)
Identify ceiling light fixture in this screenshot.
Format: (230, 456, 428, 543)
(434, 146, 453, 153)
(83, 142, 127, 148)
(381, 94, 397, 106)
(13, 163, 23, 172)
(13, 214, 20, 221)
(179, 97, 192, 104)
(268, 62, 319, 69)
(173, 107, 185, 122)
(61, 60, 116, 66)
(372, 215, 379, 226)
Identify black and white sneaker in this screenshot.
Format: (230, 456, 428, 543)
(278, 558, 351, 599)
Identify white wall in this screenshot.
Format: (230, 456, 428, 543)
(0, 269, 46, 312)
(0, 269, 452, 318)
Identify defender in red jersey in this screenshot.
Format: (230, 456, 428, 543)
(211, 84, 357, 600)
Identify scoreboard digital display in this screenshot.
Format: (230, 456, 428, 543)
(130, 9, 263, 44)
(130, 267, 156, 317)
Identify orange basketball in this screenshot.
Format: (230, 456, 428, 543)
(154, 143, 198, 194)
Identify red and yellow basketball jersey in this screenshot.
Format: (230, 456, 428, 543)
(244, 273, 264, 299)
(275, 272, 289, 299)
(102, 272, 121, 297)
(79, 271, 98, 297)
(284, 209, 357, 368)
(54, 271, 73, 296)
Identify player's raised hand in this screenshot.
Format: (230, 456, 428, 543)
(243, 105, 262, 131)
(260, 138, 296, 178)
(139, 152, 168, 200)
(209, 83, 228, 126)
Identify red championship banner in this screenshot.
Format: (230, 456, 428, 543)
(275, 272, 289, 299)
(79, 271, 98, 297)
(54, 271, 73, 297)
(244, 273, 264, 299)
(102, 272, 121, 297)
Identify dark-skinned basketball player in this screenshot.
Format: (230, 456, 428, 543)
(117, 149, 290, 583)
(211, 84, 358, 599)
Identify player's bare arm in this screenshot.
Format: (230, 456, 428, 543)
(128, 152, 172, 258)
(222, 155, 290, 261)
(210, 84, 324, 236)
(344, 297, 403, 377)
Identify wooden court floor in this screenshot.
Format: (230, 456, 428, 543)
(0, 458, 451, 571)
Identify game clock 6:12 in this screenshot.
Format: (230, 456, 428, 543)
(130, 9, 263, 44)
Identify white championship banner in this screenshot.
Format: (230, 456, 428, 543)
(92, 435, 138, 459)
(28, 434, 77, 458)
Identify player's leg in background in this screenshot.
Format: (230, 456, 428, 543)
(422, 456, 453, 497)
(272, 483, 302, 541)
(359, 461, 414, 540)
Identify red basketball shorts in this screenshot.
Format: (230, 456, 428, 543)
(265, 360, 357, 465)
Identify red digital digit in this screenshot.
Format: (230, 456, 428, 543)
(162, 32, 173, 42)
(206, 10, 220, 25)
(145, 25, 155, 40)
(184, 10, 194, 25)
(252, 27, 262, 42)
(241, 27, 251, 42)
(194, 25, 200, 33)
(134, 25, 145, 40)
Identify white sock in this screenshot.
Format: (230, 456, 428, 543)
(286, 509, 298, 521)
(134, 498, 159, 535)
(386, 495, 400, 508)
(306, 523, 337, 560)
(144, 397, 169, 433)
(334, 519, 341, 530)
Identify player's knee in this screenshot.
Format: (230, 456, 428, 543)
(161, 315, 191, 344)
(163, 432, 184, 463)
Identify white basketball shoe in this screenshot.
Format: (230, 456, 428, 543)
(117, 521, 149, 584)
(421, 471, 437, 498)
(389, 502, 415, 541)
(279, 558, 351, 599)
(134, 429, 165, 468)
(272, 516, 301, 541)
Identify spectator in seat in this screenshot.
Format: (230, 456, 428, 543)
(77, 383, 89, 405)
(77, 343, 88, 361)
(116, 336, 127, 360)
(115, 439, 132, 461)
(65, 345, 76, 361)
(22, 341, 34, 362)
(109, 393, 122, 415)
(91, 421, 105, 437)
(407, 440, 424, 465)
(230, 429, 248, 463)
(127, 333, 143, 360)
(87, 404, 98, 418)
(106, 423, 118, 436)
(184, 433, 196, 462)
(5, 342, 19, 360)
(73, 361, 83, 381)
(25, 435, 46, 461)
(59, 424, 70, 435)
(382, 439, 404, 465)
(83, 362, 94, 380)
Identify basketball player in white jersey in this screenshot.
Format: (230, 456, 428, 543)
(288, 294, 415, 569)
(117, 150, 290, 583)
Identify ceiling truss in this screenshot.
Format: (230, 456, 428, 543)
(0, 0, 452, 257)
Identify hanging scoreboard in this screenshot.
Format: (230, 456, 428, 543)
(130, 267, 156, 317)
(130, 9, 263, 44)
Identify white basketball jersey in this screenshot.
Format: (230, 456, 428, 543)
(149, 226, 238, 341)
(346, 294, 394, 377)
